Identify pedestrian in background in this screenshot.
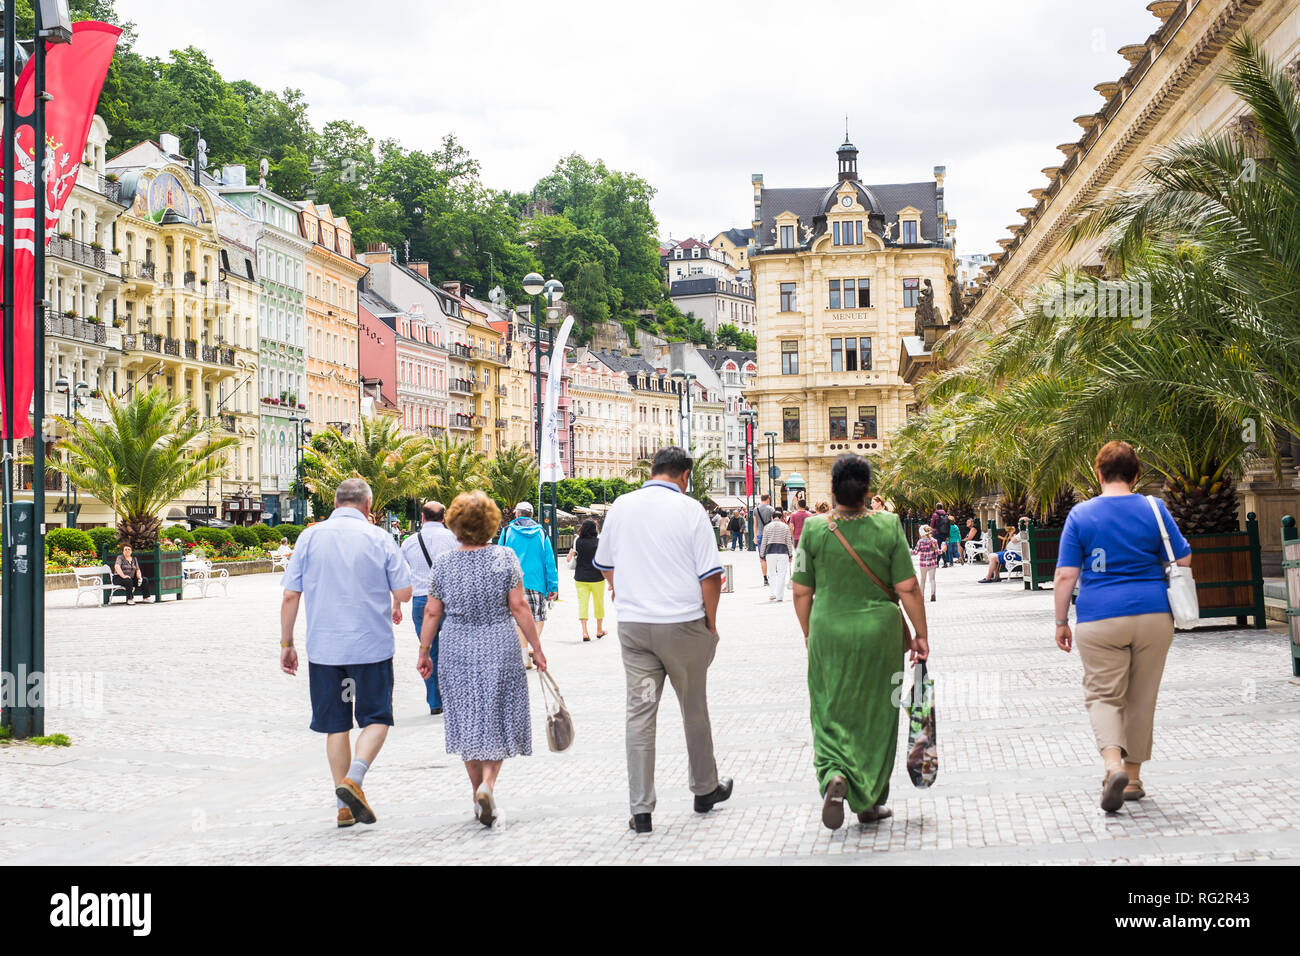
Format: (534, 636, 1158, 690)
(788, 497, 813, 548)
(1053, 440, 1191, 812)
(567, 518, 608, 642)
(792, 455, 929, 830)
(727, 510, 744, 550)
(420, 490, 546, 827)
(929, 504, 952, 567)
(500, 500, 558, 669)
(280, 478, 413, 829)
(396, 500, 457, 714)
(755, 494, 775, 585)
(595, 446, 733, 835)
(948, 518, 962, 565)
(759, 507, 793, 601)
(912, 524, 941, 601)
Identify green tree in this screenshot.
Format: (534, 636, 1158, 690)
(52, 387, 236, 550)
(424, 436, 486, 505)
(715, 323, 756, 351)
(303, 417, 433, 522)
(486, 444, 537, 513)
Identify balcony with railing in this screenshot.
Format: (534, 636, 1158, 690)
(220, 347, 236, 366)
(45, 393, 109, 422)
(472, 345, 506, 365)
(448, 378, 473, 395)
(121, 259, 157, 283)
(219, 413, 237, 432)
(496, 384, 509, 397)
(47, 235, 120, 275)
(163, 337, 181, 357)
(44, 311, 109, 346)
(184, 271, 197, 292)
(494, 418, 508, 429)
(471, 414, 488, 428)
(184, 340, 197, 359)
(449, 413, 474, 431)
(450, 343, 473, 359)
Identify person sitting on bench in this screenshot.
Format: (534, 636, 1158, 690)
(113, 545, 148, 604)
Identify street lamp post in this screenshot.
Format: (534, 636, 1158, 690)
(741, 409, 757, 551)
(53, 378, 88, 527)
(670, 368, 697, 451)
(2, 0, 75, 739)
(764, 430, 778, 503)
(293, 416, 312, 524)
(521, 272, 563, 559)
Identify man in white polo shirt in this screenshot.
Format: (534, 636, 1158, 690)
(595, 446, 733, 835)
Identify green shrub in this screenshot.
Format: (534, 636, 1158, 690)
(193, 527, 234, 548)
(251, 523, 280, 544)
(229, 526, 258, 548)
(86, 526, 119, 556)
(217, 540, 243, 558)
(161, 525, 195, 544)
(46, 527, 94, 556)
(276, 523, 304, 544)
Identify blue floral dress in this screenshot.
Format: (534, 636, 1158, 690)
(429, 545, 532, 760)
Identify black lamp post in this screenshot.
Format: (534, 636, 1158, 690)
(53, 377, 88, 527)
(741, 409, 757, 550)
(520, 271, 563, 559)
(764, 430, 778, 503)
(2, 0, 74, 739)
(293, 415, 312, 524)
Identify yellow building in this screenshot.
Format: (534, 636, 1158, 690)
(443, 283, 508, 456)
(300, 202, 367, 435)
(953, 0, 1300, 569)
(108, 139, 262, 521)
(747, 136, 954, 507)
(589, 350, 681, 464)
(568, 349, 634, 478)
(709, 228, 754, 273)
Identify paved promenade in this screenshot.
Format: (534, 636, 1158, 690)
(3, 549, 1298, 865)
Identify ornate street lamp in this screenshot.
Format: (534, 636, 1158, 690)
(522, 272, 563, 557)
(740, 408, 758, 550)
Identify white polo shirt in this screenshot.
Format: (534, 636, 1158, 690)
(594, 479, 723, 624)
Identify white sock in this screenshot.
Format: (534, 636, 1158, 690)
(347, 757, 370, 786)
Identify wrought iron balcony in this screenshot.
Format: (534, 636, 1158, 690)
(163, 337, 181, 357)
(44, 311, 108, 345)
(47, 235, 115, 273)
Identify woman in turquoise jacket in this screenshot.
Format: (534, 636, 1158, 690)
(500, 501, 559, 667)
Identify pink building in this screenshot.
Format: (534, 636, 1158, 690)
(359, 288, 448, 436)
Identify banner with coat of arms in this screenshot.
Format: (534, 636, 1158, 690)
(0, 21, 121, 438)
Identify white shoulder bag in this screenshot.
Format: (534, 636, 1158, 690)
(1146, 495, 1199, 628)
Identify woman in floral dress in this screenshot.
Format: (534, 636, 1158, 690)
(418, 491, 547, 827)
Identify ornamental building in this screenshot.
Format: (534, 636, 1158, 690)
(300, 201, 366, 436)
(747, 136, 956, 507)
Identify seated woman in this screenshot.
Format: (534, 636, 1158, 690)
(113, 544, 148, 604)
(979, 524, 1026, 583)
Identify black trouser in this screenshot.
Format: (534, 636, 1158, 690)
(113, 574, 144, 600)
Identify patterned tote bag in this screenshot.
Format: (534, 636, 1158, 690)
(905, 660, 937, 788)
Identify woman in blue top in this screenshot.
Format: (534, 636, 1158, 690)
(1054, 440, 1192, 813)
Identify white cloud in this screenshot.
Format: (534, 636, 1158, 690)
(114, 0, 1160, 256)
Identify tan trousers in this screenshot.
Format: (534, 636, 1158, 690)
(1074, 612, 1174, 763)
(918, 565, 936, 598)
(618, 617, 720, 815)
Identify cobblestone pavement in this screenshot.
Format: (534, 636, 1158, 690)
(3, 550, 1299, 865)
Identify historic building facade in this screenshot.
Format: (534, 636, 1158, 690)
(567, 350, 634, 479)
(217, 174, 309, 521)
(590, 350, 682, 463)
(954, 0, 1300, 568)
(747, 136, 955, 507)
(300, 201, 366, 436)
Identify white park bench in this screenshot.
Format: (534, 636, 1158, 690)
(72, 565, 126, 607)
(182, 555, 230, 598)
(964, 532, 990, 564)
(271, 550, 292, 572)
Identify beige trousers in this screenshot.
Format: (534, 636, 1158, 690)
(619, 617, 720, 815)
(1074, 612, 1174, 763)
(917, 565, 936, 597)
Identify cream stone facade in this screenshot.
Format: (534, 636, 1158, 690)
(300, 202, 366, 436)
(748, 138, 954, 507)
(953, 0, 1300, 569)
(567, 350, 634, 479)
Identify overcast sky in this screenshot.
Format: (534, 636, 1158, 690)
(115, 0, 1161, 258)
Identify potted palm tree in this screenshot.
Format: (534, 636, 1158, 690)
(52, 386, 238, 602)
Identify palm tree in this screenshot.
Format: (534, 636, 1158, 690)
(486, 444, 537, 512)
(53, 386, 238, 550)
(625, 458, 652, 484)
(687, 447, 727, 504)
(304, 417, 433, 522)
(424, 435, 485, 505)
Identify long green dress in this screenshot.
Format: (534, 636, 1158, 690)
(792, 511, 915, 812)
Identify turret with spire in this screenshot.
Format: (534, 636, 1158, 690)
(837, 119, 858, 183)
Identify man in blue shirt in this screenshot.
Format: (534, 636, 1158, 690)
(500, 501, 558, 667)
(396, 500, 458, 714)
(280, 478, 412, 829)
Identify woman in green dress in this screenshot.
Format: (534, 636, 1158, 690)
(792, 454, 930, 830)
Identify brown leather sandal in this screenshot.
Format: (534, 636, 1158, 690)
(821, 775, 847, 830)
(1124, 779, 1145, 801)
(1100, 769, 1129, 813)
(857, 806, 893, 823)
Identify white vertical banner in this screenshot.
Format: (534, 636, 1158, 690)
(539, 316, 575, 483)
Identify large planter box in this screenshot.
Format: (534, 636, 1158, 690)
(1023, 522, 1063, 590)
(1186, 512, 1265, 629)
(1282, 516, 1300, 676)
(97, 544, 185, 604)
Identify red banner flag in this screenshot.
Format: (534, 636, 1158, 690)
(1, 21, 121, 438)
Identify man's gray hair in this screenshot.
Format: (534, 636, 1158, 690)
(335, 477, 373, 507)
